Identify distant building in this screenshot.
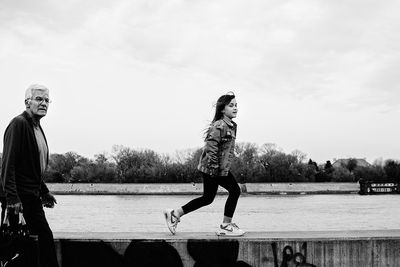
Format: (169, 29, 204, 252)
(332, 158, 371, 168)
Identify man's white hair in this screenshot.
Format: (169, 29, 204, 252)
(25, 84, 49, 100)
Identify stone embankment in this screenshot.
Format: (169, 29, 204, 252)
(54, 230, 400, 266)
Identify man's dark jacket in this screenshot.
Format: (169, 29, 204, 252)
(0, 111, 49, 204)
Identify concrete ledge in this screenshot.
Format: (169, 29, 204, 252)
(54, 230, 400, 241)
(54, 230, 400, 267)
(47, 182, 360, 195)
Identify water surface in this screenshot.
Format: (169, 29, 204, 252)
(46, 194, 400, 233)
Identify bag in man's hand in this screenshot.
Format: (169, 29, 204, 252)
(0, 208, 39, 267)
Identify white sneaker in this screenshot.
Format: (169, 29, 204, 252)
(216, 223, 245, 237)
(163, 209, 180, 235)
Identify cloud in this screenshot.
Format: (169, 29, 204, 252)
(1, 0, 400, 161)
(1, 0, 399, 103)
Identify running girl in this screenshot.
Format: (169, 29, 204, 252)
(164, 92, 244, 236)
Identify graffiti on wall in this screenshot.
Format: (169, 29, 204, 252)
(272, 242, 316, 267)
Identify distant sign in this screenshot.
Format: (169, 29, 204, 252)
(359, 181, 399, 195)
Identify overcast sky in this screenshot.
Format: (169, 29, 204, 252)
(1, 0, 399, 163)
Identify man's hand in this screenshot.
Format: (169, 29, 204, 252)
(41, 193, 57, 208)
(7, 202, 23, 214)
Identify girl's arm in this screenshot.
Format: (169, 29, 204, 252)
(204, 123, 222, 175)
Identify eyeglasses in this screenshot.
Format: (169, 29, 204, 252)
(32, 97, 51, 104)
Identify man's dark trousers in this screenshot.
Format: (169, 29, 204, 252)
(20, 196, 59, 267)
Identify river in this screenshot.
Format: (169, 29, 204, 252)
(45, 194, 400, 233)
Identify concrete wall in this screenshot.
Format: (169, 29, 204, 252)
(47, 182, 360, 195)
(54, 231, 400, 267)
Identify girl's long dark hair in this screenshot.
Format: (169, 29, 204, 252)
(204, 92, 236, 139)
(212, 92, 236, 123)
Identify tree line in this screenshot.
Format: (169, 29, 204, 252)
(0, 143, 400, 183)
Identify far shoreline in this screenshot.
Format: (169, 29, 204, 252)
(47, 182, 360, 195)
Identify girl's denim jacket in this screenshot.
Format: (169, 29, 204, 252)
(197, 118, 237, 176)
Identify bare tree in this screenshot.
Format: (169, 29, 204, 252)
(291, 149, 307, 163)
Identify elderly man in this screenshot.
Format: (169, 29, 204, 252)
(0, 84, 59, 267)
